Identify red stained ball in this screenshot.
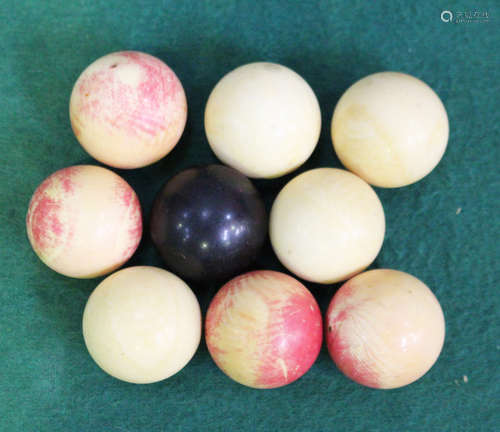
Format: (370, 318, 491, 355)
(325, 269, 445, 389)
(70, 51, 187, 169)
(205, 270, 322, 389)
(26, 165, 142, 278)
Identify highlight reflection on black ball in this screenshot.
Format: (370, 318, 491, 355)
(150, 165, 267, 282)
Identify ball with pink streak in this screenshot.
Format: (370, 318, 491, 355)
(326, 269, 445, 389)
(26, 165, 142, 278)
(205, 270, 322, 389)
(70, 51, 187, 169)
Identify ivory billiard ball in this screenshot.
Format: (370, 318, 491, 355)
(70, 51, 187, 169)
(205, 270, 322, 389)
(326, 269, 445, 389)
(331, 71, 449, 188)
(269, 168, 385, 284)
(83, 266, 201, 384)
(204, 62, 321, 178)
(26, 165, 142, 278)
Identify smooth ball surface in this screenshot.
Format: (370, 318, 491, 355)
(205, 62, 321, 178)
(26, 165, 142, 278)
(70, 51, 187, 168)
(205, 270, 322, 389)
(326, 269, 445, 389)
(270, 168, 385, 284)
(331, 71, 449, 187)
(83, 266, 201, 384)
(150, 165, 267, 282)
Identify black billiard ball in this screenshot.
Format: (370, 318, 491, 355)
(150, 165, 267, 282)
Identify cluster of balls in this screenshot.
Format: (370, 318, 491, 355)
(26, 51, 448, 390)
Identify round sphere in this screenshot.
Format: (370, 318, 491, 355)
(83, 266, 201, 384)
(26, 165, 142, 278)
(270, 168, 385, 284)
(206, 270, 322, 388)
(326, 269, 445, 389)
(331, 71, 449, 187)
(205, 62, 321, 178)
(70, 51, 187, 168)
(150, 165, 267, 282)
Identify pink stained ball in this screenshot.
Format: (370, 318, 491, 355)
(205, 270, 323, 389)
(325, 269, 445, 389)
(26, 165, 142, 278)
(70, 51, 187, 169)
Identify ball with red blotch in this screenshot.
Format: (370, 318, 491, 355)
(326, 269, 445, 389)
(70, 51, 187, 169)
(205, 270, 322, 389)
(26, 165, 142, 278)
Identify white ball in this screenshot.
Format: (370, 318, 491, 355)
(270, 168, 385, 284)
(205, 62, 321, 178)
(83, 266, 201, 384)
(331, 71, 449, 188)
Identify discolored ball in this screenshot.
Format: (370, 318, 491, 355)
(205, 270, 322, 388)
(26, 165, 142, 278)
(70, 51, 187, 168)
(326, 269, 445, 389)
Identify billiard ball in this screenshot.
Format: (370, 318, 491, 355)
(326, 269, 445, 389)
(269, 168, 385, 284)
(26, 165, 142, 278)
(204, 62, 321, 178)
(205, 270, 322, 388)
(83, 266, 201, 384)
(70, 51, 187, 169)
(331, 71, 449, 187)
(150, 165, 267, 282)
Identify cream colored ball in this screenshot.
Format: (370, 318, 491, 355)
(326, 269, 445, 389)
(205, 62, 321, 178)
(83, 266, 201, 384)
(331, 71, 449, 188)
(270, 168, 385, 284)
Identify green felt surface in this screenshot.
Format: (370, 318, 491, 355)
(1, 0, 499, 431)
